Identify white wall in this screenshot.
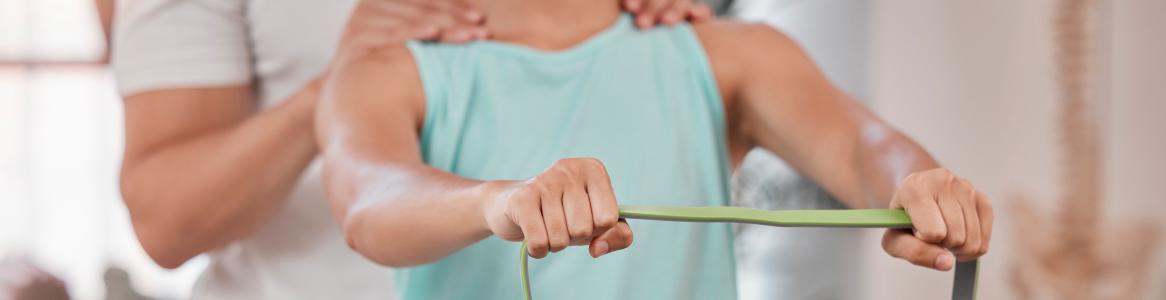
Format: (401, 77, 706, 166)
(864, 0, 1165, 299)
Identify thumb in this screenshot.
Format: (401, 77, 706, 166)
(590, 219, 633, 258)
(882, 229, 955, 271)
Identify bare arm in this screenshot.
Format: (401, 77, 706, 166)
(315, 47, 492, 266)
(115, 0, 499, 269)
(120, 84, 319, 269)
(697, 22, 993, 269)
(696, 23, 934, 210)
(316, 47, 632, 267)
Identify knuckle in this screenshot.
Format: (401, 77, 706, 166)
(569, 227, 592, 239)
(554, 158, 574, 168)
(512, 186, 539, 205)
(595, 215, 618, 231)
(545, 165, 570, 180)
(583, 158, 606, 172)
(534, 180, 555, 196)
(548, 238, 568, 252)
(528, 241, 548, 254)
(980, 197, 995, 212)
(963, 243, 981, 256)
(918, 228, 945, 242)
(901, 172, 918, 184)
(944, 235, 966, 248)
(944, 172, 957, 186)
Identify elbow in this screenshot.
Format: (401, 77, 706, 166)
(341, 209, 428, 268)
(121, 185, 196, 269)
(133, 223, 197, 269)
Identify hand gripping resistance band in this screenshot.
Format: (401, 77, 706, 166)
(519, 205, 980, 300)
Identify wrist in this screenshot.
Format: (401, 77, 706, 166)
(472, 180, 519, 236)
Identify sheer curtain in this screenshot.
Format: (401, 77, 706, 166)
(0, 0, 204, 299)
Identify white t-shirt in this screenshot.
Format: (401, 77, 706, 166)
(112, 0, 395, 299)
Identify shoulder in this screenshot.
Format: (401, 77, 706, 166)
(691, 19, 803, 58)
(324, 44, 426, 126)
(691, 19, 806, 76)
(690, 20, 823, 95)
(688, 20, 800, 106)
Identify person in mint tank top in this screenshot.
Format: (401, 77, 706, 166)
(315, 0, 995, 299)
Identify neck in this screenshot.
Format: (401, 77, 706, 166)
(470, 0, 622, 50)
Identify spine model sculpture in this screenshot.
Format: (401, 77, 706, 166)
(1009, 0, 1160, 299)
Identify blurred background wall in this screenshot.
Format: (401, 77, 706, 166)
(0, 0, 204, 299)
(0, 0, 1163, 299)
(861, 0, 1165, 299)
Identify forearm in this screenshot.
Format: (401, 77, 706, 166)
(120, 89, 317, 268)
(328, 161, 498, 267)
(851, 120, 941, 208)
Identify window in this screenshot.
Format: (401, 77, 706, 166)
(0, 0, 204, 299)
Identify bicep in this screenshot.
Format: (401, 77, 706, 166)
(727, 24, 877, 203)
(316, 48, 426, 164)
(115, 0, 257, 161)
(122, 86, 253, 165)
(315, 47, 428, 219)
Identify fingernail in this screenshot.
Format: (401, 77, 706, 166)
(935, 252, 955, 270)
(594, 241, 609, 257)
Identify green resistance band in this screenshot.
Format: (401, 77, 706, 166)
(519, 205, 980, 300)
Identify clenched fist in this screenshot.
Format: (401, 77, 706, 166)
(483, 158, 633, 259)
(882, 168, 994, 270)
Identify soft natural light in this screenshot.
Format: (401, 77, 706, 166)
(0, 0, 204, 299)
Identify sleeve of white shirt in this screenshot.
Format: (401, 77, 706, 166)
(112, 0, 253, 96)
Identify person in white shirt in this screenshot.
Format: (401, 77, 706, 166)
(111, 0, 711, 298)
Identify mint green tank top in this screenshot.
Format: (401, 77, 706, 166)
(401, 14, 736, 300)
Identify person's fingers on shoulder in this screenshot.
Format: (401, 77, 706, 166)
(882, 229, 955, 271)
(590, 219, 633, 258)
(686, 3, 713, 22)
(435, 28, 477, 43)
(634, 0, 676, 28)
(355, 0, 486, 43)
(410, 0, 487, 42)
(623, 0, 644, 13)
(374, 0, 482, 25)
(332, 31, 417, 68)
(415, 0, 485, 24)
(893, 172, 947, 244)
(659, 0, 690, 25)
